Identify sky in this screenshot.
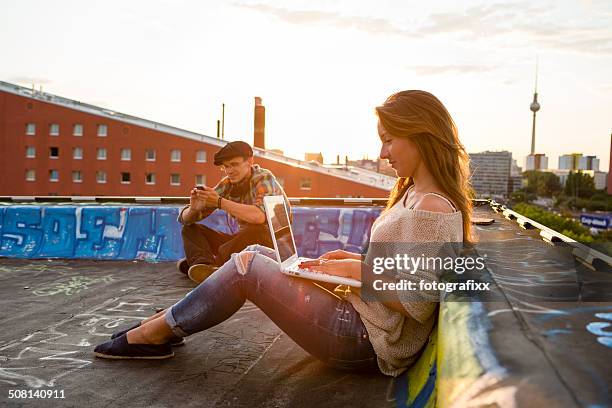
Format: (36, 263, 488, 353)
(2, 0, 611, 171)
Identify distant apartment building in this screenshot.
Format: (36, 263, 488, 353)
(559, 153, 600, 171)
(304, 152, 324, 164)
(593, 171, 608, 190)
(524, 153, 548, 171)
(558, 153, 582, 170)
(580, 156, 599, 171)
(268, 148, 284, 156)
(0, 81, 390, 198)
(469, 151, 512, 198)
(348, 158, 396, 177)
(509, 159, 523, 193)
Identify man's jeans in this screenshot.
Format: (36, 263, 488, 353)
(181, 223, 272, 267)
(166, 244, 379, 371)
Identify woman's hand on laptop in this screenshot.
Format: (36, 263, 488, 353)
(318, 249, 361, 261)
(299, 259, 362, 281)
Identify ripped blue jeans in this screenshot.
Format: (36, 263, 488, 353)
(165, 244, 378, 372)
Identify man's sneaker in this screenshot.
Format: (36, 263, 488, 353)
(188, 264, 218, 284)
(176, 258, 189, 275)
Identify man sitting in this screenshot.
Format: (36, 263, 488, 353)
(177, 141, 290, 283)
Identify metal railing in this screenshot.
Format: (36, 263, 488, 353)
(490, 200, 611, 272)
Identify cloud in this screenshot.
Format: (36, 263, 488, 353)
(419, 4, 516, 36)
(233, 3, 412, 36)
(417, 4, 612, 55)
(407, 64, 499, 76)
(234, 1, 612, 56)
(509, 22, 612, 54)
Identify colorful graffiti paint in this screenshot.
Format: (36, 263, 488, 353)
(0, 206, 381, 260)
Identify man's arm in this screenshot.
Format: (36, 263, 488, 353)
(199, 187, 266, 225)
(178, 187, 215, 225)
(220, 199, 266, 224)
(179, 206, 214, 225)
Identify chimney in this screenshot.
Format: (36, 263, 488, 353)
(254, 97, 265, 150)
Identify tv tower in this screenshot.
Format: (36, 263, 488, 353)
(529, 58, 540, 154)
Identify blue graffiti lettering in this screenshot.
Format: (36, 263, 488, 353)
(0, 205, 381, 261)
(587, 312, 612, 349)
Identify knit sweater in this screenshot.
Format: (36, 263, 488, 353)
(347, 191, 463, 376)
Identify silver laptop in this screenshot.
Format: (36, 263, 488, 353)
(263, 195, 362, 288)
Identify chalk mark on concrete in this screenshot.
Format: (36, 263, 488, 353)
(32, 275, 114, 296)
(0, 298, 152, 388)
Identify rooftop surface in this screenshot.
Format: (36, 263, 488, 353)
(0, 259, 392, 408)
(0, 204, 610, 407)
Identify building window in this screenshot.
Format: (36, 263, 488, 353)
(25, 169, 36, 181)
(49, 169, 59, 182)
(196, 150, 207, 163)
(195, 174, 206, 186)
(73, 124, 83, 136)
(121, 172, 131, 184)
(72, 170, 82, 183)
(299, 177, 311, 190)
(73, 147, 83, 160)
(49, 147, 59, 159)
(170, 173, 180, 186)
(145, 149, 156, 161)
(96, 171, 107, 184)
(145, 173, 156, 185)
(97, 148, 107, 160)
(120, 148, 131, 161)
(97, 124, 107, 137)
(171, 149, 181, 162)
(26, 123, 36, 135)
(49, 123, 60, 136)
(26, 146, 36, 158)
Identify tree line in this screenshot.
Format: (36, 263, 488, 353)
(511, 170, 610, 212)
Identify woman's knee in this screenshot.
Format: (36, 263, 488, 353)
(244, 243, 266, 253)
(243, 244, 276, 258)
(233, 250, 279, 278)
(234, 251, 256, 275)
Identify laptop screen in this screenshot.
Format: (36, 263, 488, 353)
(266, 197, 297, 262)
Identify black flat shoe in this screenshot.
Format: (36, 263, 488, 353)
(110, 323, 140, 339)
(94, 334, 174, 360)
(111, 323, 185, 346)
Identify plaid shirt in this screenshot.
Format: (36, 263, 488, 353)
(178, 165, 290, 229)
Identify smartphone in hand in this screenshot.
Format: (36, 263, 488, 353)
(195, 185, 205, 190)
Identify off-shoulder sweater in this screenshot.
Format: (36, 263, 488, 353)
(347, 191, 463, 376)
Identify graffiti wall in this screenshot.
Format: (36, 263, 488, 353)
(0, 205, 381, 261)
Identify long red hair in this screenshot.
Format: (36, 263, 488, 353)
(376, 90, 475, 243)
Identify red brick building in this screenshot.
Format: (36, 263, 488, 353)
(0, 81, 393, 197)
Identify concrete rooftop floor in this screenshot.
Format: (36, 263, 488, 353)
(0, 258, 393, 408)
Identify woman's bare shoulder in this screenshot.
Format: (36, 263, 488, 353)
(413, 194, 456, 213)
